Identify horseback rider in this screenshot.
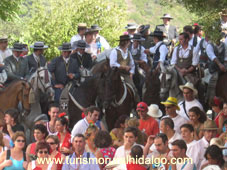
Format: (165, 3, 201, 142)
(109, 34, 140, 103)
(84, 28, 98, 60)
(0, 36, 12, 64)
(70, 23, 87, 45)
(171, 32, 199, 85)
(183, 25, 201, 48)
(27, 41, 48, 73)
(125, 23, 137, 39)
(48, 43, 80, 103)
(71, 40, 93, 82)
(220, 9, 227, 30)
(144, 31, 168, 71)
(138, 24, 155, 49)
(155, 14, 178, 47)
(4, 43, 30, 83)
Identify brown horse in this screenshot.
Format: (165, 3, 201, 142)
(216, 72, 227, 102)
(0, 80, 31, 115)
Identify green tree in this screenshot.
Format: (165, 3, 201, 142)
(16, 0, 127, 60)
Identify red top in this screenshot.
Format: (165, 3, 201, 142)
(30, 143, 36, 155)
(99, 147, 116, 168)
(55, 152, 63, 170)
(215, 111, 227, 128)
(126, 163, 147, 170)
(139, 117, 159, 136)
(57, 132, 71, 152)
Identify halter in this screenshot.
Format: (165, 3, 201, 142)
(20, 81, 30, 116)
(36, 68, 52, 92)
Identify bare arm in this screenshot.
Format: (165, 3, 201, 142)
(26, 144, 31, 162)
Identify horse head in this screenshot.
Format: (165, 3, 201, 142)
(18, 81, 31, 117)
(99, 67, 121, 109)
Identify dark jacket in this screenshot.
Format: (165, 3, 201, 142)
(4, 55, 30, 82)
(155, 24, 178, 42)
(48, 56, 80, 85)
(26, 53, 46, 73)
(70, 52, 93, 69)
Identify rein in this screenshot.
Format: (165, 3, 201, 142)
(111, 79, 127, 107)
(37, 68, 52, 92)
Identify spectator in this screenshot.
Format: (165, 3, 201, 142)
(84, 125, 99, 155)
(188, 106, 207, 140)
(46, 135, 65, 170)
(0, 132, 27, 170)
(218, 101, 227, 133)
(70, 23, 87, 45)
(27, 141, 57, 170)
(147, 104, 163, 125)
(0, 119, 11, 149)
(0, 132, 7, 155)
(210, 96, 224, 128)
(33, 114, 49, 126)
(47, 103, 59, 135)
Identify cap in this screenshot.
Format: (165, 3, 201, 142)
(136, 102, 148, 111)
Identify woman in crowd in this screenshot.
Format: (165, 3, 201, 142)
(27, 141, 57, 170)
(0, 132, 27, 170)
(110, 114, 128, 148)
(0, 119, 10, 149)
(188, 106, 207, 140)
(55, 115, 72, 155)
(218, 102, 227, 134)
(46, 135, 65, 170)
(0, 132, 7, 155)
(84, 125, 99, 155)
(26, 124, 48, 162)
(94, 130, 116, 169)
(210, 96, 224, 128)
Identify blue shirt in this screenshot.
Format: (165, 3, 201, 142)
(4, 157, 25, 170)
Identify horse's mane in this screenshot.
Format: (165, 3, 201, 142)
(0, 80, 26, 94)
(80, 74, 101, 89)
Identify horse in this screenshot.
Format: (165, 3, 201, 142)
(99, 67, 135, 130)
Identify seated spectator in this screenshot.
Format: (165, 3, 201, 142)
(188, 106, 207, 140)
(0, 132, 27, 170)
(55, 115, 72, 156)
(169, 139, 196, 170)
(161, 97, 188, 134)
(27, 141, 57, 170)
(137, 102, 159, 136)
(4, 109, 24, 138)
(71, 106, 101, 141)
(126, 145, 146, 170)
(47, 103, 59, 135)
(94, 130, 116, 169)
(210, 96, 224, 128)
(26, 124, 48, 162)
(62, 134, 100, 170)
(110, 114, 128, 148)
(84, 125, 99, 155)
(46, 135, 65, 170)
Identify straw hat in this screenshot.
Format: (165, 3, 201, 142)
(179, 82, 198, 96)
(202, 120, 218, 131)
(210, 138, 227, 149)
(161, 97, 180, 110)
(125, 23, 137, 30)
(160, 14, 173, 19)
(30, 41, 48, 49)
(219, 9, 227, 16)
(147, 104, 163, 118)
(78, 23, 87, 28)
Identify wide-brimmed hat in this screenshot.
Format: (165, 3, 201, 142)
(219, 9, 227, 16)
(179, 82, 198, 96)
(58, 43, 73, 51)
(139, 24, 150, 34)
(161, 97, 180, 110)
(150, 31, 166, 37)
(10, 43, 27, 52)
(0, 36, 8, 42)
(33, 114, 49, 123)
(202, 120, 218, 131)
(160, 14, 173, 19)
(210, 138, 227, 149)
(147, 104, 163, 118)
(131, 33, 145, 41)
(78, 23, 87, 28)
(136, 102, 148, 111)
(125, 23, 137, 30)
(91, 24, 102, 31)
(84, 28, 96, 35)
(117, 35, 131, 41)
(30, 41, 48, 49)
(72, 40, 90, 49)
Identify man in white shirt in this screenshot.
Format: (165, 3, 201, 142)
(177, 82, 203, 120)
(0, 36, 12, 64)
(71, 23, 87, 45)
(220, 9, 227, 30)
(144, 31, 168, 71)
(183, 25, 201, 47)
(161, 97, 188, 134)
(71, 106, 100, 141)
(125, 23, 137, 38)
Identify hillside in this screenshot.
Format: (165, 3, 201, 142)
(125, 0, 198, 32)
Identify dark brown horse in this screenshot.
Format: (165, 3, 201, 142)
(0, 80, 31, 115)
(99, 67, 135, 130)
(216, 72, 227, 102)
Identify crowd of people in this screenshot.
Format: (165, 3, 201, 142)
(0, 8, 226, 170)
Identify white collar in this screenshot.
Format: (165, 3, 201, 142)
(179, 44, 192, 50)
(13, 54, 19, 61)
(63, 57, 70, 63)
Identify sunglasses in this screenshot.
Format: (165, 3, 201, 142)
(38, 150, 48, 154)
(47, 142, 55, 145)
(16, 140, 25, 143)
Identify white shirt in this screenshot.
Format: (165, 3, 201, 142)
(71, 118, 89, 142)
(171, 45, 199, 66)
(186, 140, 197, 164)
(149, 41, 168, 63)
(0, 49, 12, 64)
(97, 35, 111, 50)
(109, 47, 135, 74)
(177, 99, 204, 121)
(225, 37, 227, 46)
(163, 115, 188, 134)
(131, 45, 147, 63)
(189, 35, 201, 47)
(85, 42, 98, 57)
(175, 161, 196, 170)
(221, 20, 227, 30)
(194, 38, 209, 59)
(189, 137, 209, 169)
(206, 42, 227, 61)
(70, 34, 83, 45)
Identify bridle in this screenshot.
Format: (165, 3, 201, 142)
(36, 68, 52, 92)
